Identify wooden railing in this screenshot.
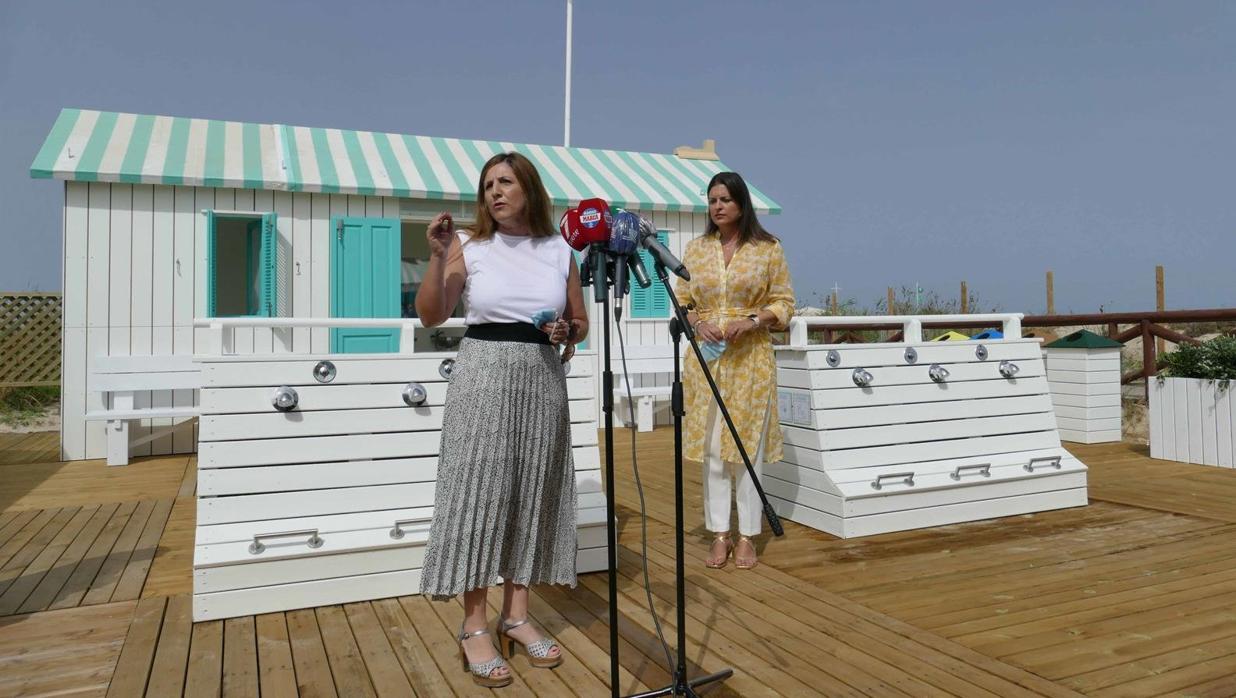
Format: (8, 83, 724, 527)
(0, 292, 62, 388)
(786, 307, 1236, 390)
(1020, 309, 1236, 386)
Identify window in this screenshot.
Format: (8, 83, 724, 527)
(629, 230, 671, 319)
(205, 211, 280, 317)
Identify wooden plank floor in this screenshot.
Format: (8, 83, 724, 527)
(1, 430, 1235, 696)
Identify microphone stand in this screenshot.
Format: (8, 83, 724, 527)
(627, 259, 784, 698)
(582, 243, 624, 698)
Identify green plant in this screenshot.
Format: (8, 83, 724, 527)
(1160, 336, 1236, 382)
(0, 385, 59, 427)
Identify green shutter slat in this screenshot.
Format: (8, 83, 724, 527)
(205, 211, 217, 317)
(261, 213, 278, 317)
(629, 231, 671, 319)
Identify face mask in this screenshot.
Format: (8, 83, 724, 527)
(530, 308, 558, 327)
(700, 340, 727, 363)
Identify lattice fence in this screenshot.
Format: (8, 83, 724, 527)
(0, 292, 62, 387)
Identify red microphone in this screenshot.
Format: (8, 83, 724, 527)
(560, 199, 611, 251)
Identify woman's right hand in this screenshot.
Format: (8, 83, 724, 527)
(695, 320, 724, 343)
(426, 212, 454, 257)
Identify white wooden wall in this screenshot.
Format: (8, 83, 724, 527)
(61, 183, 711, 460)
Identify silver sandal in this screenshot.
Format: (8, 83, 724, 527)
(498, 617, 563, 668)
(458, 626, 512, 687)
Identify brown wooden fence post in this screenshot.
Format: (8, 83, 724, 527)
(887, 287, 895, 315)
(1156, 265, 1165, 355)
(1046, 271, 1054, 315)
(1141, 319, 1155, 402)
(960, 281, 968, 314)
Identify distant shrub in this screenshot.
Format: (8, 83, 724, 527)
(1161, 336, 1236, 382)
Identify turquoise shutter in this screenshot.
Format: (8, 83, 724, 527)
(205, 210, 217, 317)
(629, 230, 671, 319)
(258, 213, 278, 317)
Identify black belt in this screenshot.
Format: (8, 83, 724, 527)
(464, 322, 551, 345)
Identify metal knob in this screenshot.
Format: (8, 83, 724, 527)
(313, 360, 337, 383)
(438, 358, 456, 380)
(852, 368, 874, 387)
(904, 347, 918, 365)
(826, 350, 841, 367)
(975, 344, 989, 361)
(928, 364, 950, 383)
(271, 386, 299, 412)
(999, 360, 1020, 378)
(401, 382, 427, 407)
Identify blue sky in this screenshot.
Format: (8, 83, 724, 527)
(2, 0, 1232, 312)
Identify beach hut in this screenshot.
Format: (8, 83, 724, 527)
(30, 108, 782, 619)
(30, 108, 781, 462)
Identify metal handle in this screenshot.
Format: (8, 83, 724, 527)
(826, 350, 841, 367)
(1024, 455, 1062, 472)
(852, 368, 874, 387)
(871, 472, 915, 490)
(313, 360, 337, 383)
(271, 385, 299, 412)
(928, 364, 950, 383)
(248, 528, 323, 555)
(999, 360, 1020, 378)
(951, 462, 992, 480)
(904, 347, 918, 365)
(402, 382, 427, 406)
(438, 358, 456, 380)
(389, 516, 432, 539)
(976, 344, 989, 361)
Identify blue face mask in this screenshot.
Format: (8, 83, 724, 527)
(530, 308, 558, 328)
(700, 340, 727, 362)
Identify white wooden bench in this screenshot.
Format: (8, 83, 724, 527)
(86, 355, 201, 466)
(613, 345, 676, 432)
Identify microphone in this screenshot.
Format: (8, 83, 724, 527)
(628, 253, 651, 289)
(608, 209, 643, 308)
(566, 198, 613, 302)
(637, 215, 690, 281)
(559, 204, 609, 251)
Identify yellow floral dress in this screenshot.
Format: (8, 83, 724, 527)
(676, 235, 795, 464)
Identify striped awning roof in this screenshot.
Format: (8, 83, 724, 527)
(30, 108, 780, 214)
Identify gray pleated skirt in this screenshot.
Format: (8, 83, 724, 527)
(419, 336, 579, 600)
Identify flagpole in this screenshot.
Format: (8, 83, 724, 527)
(564, 0, 573, 147)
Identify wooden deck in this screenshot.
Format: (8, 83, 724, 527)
(1, 430, 1235, 696)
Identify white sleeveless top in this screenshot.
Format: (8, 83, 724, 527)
(457, 230, 573, 325)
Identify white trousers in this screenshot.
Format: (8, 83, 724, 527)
(701, 396, 771, 537)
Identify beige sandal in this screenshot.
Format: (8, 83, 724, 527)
(705, 533, 733, 569)
(735, 535, 758, 570)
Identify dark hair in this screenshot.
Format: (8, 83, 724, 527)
(471, 152, 554, 240)
(703, 171, 777, 245)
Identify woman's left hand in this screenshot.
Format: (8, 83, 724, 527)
(723, 317, 760, 341)
(541, 318, 569, 345)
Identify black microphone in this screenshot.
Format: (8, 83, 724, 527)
(637, 217, 690, 281)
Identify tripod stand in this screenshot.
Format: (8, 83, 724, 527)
(586, 238, 784, 697)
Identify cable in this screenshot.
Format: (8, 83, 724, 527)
(614, 317, 676, 672)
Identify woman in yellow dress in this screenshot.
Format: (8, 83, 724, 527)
(678, 171, 795, 570)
